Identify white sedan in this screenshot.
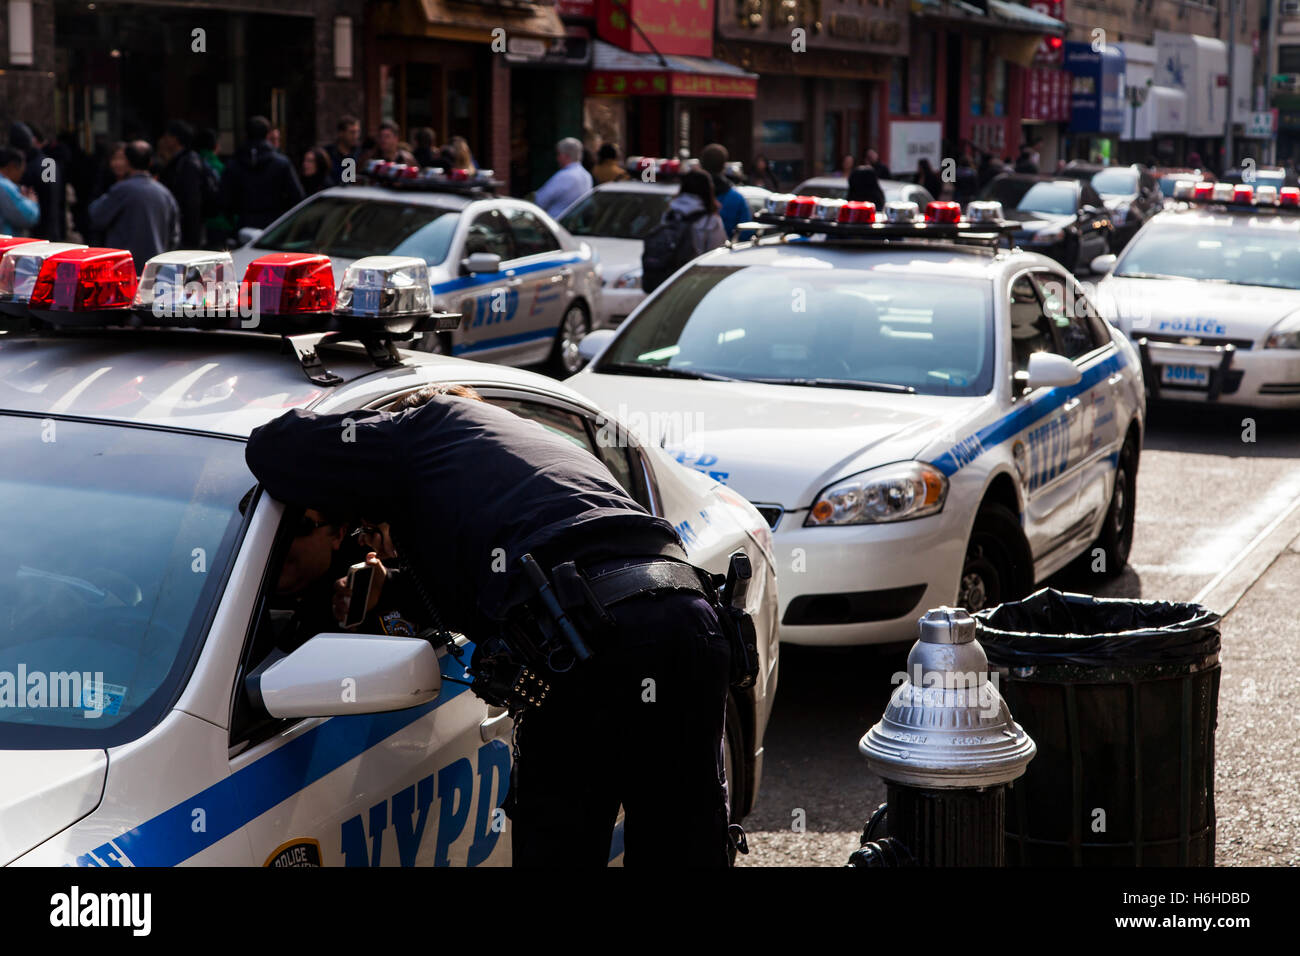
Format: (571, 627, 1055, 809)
(1093, 196, 1300, 407)
(0, 334, 777, 866)
(568, 222, 1146, 645)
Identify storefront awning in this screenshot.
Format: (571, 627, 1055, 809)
(586, 39, 758, 99)
(913, 0, 1064, 35)
(391, 0, 566, 43)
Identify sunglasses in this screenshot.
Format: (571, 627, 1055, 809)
(293, 516, 335, 537)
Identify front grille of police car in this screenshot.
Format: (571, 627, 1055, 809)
(1136, 332, 1255, 351)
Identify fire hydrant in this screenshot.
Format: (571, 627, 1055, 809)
(851, 606, 1036, 866)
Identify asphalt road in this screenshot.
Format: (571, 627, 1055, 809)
(738, 402, 1300, 867)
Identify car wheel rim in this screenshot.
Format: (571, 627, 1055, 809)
(560, 308, 586, 374)
(1110, 468, 1128, 537)
(960, 571, 989, 612)
(960, 539, 1003, 612)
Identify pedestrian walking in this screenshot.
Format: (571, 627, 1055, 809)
(325, 115, 362, 183)
(221, 115, 305, 232)
(534, 137, 592, 219)
(750, 154, 779, 191)
(699, 143, 748, 237)
(299, 147, 336, 195)
(640, 168, 725, 293)
(87, 140, 179, 270)
(592, 143, 628, 184)
(158, 120, 209, 248)
(847, 164, 886, 207)
(0, 146, 39, 237)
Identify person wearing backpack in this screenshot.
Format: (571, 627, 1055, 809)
(641, 170, 726, 294)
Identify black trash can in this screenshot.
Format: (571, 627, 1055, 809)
(973, 588, 1221, 866)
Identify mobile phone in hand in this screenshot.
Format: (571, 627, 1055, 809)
(345, 561, 376, 628)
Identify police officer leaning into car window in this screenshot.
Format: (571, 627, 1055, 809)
(244, 383, 734, 867)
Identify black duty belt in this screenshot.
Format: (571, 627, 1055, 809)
(583, 558, 713, 609)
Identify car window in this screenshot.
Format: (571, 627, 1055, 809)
(0, 417, 251, 748)
(1009, 273, 1054, 375)
(1114, 221, 1300, 289)
(558, 190, 672, 240)
(1090, 168, 1138, 196)
(486, 397, 652, 511)
(508, 208, 561, 257)
(1032, 272, 1101, 360)
(254, 196, 460, 265)
(598, 265, 996, 397)
(464, 209, 516, 260)
(987, 179, 1078, 216)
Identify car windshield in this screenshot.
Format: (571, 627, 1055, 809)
(987, 179, 1077, 216)
(254, 196, 460, 265)
(0, 418, 251, 747)
(1114, 221, 1300, 289)
(1090, 168, 1138, 196)
(596, 264, 995, 396)
(559, 190, 672, 240)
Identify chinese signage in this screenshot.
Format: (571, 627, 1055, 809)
(586, 70, 757, 98)
(1066, 41, 1125, 133)
(888, 121, 941, 178)
(597, 0, 714, 59)
(1246, 109, 1277, 137)
(1023, 66, 1071, 121)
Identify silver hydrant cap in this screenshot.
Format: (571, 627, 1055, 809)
(917, 606, 977, 645)
(859, 605, 1035, 789)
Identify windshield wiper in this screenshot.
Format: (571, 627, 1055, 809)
(597, 362, 742, 382)
(1113, 271, 1208, 282)
(749, 377, 915, 394)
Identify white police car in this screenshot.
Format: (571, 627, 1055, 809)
(557, 158, 765, 328)
(0, 247, 778, 866)
(231, 167, 602, 375)
(1093, 181, 1300, 407)
(568, 197, 1145, 645)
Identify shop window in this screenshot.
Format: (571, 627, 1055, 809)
(910, 33, 934, 115)
(991, 60, 1007, 118)
(759, 120, 804, 144)
(889, 58, 907, 116)
(1280, 46, 1300, 75)
(969, 40, 985, 117)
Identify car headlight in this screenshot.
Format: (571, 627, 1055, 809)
(805, 462, 948, 526)
(611, 268, 642, 290)
(1033, 227, 1065, 243)
(1265, 311, 1300, 349)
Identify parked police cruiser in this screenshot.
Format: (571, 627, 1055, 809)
(569, 195, 1145, 645)
(1092, 180, 1300, 407)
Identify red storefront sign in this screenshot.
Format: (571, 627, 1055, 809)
(1023, 67, 1071, 122)
(596, 0, 714, 59)
(585, 70, 756, 98)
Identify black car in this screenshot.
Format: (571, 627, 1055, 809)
(979, 173, 1113, 273)
(1059, 162, 1162, 250)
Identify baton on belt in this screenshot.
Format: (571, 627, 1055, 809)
(520, 553, 593, 662)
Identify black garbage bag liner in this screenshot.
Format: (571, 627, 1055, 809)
(973, 588, 1220, 667)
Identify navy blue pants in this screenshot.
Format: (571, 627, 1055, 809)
(505, 580, 732, 867)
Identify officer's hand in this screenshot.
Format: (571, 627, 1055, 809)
(332, 552, 387, 627)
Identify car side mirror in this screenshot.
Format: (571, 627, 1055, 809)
(1021, 351, 1083, 391)
(238, 227, 263, 245)
(577, 328, 617, 364)
(248, 634, 441, 719)
(461, 252, 501, 275)
(1090, 253, 1117, 274)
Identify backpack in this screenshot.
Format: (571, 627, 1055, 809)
(641, 209, 703, 293)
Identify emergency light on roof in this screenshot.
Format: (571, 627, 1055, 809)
(365, 160, 500, 193)
(26, 247, 137, 322)
(838, 201, 876, 224)
(883, 201, 920, 224)
(1173, 181, 1300, 214)
(0, 242, 88, 313)
(813, 198, 847, 221)
(753, 205, 1018, 245)
(625, 156, 689, 178)
(764, 194, 798, 216)
(335, 255, 440, 336)
(242, 253, 336, 322)
(132, 250, 239, 321)
(0, 235, 43, 256)
(925, 201, 962, 224)
(966, 200, 1004, 223)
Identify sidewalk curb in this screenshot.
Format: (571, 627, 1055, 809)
(1192, 493, 1300, 617)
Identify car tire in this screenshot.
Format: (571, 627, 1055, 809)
(1090, 437, 1138, 580)
(723, 693, 745, 865)
(958, 502, 1032, 613)
(547, 301, 590, 378)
